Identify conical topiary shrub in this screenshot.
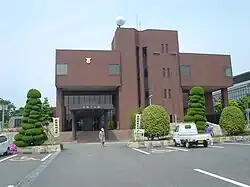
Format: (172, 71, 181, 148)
(14, 89, 48, 147)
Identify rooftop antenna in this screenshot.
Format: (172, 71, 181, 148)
(139, 20, 142, 31)
(116, 16, 126, 28)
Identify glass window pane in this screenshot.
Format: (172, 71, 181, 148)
(180, 65, 191, 76)
(109, 64, 120, 75)
(56, 64, 68, 75)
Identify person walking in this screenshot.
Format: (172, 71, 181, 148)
(99, 128, 105, 147)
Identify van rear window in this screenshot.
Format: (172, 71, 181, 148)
(185, 125, 191, 129)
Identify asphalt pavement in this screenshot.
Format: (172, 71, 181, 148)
(1, 142, 250, 187)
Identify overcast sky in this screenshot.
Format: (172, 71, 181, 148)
(0, 0, 249, 108)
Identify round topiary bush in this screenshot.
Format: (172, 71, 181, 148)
(184, 86, 207, 131)
(14, 89, 48, 147)
(219, 106, 245, 135)
(141, 105, 170, 139)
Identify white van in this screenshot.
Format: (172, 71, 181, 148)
(173, 122, 212, 148)
(0, 134, 11, 155)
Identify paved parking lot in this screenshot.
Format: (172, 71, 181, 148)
(0, 153, 56, 187)
(1, 142, 250, 187)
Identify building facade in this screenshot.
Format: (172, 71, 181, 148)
(55, 27, 233, 141)
(213, 71, 250, 101)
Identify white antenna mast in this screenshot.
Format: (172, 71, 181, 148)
(136, 14, 139, 30)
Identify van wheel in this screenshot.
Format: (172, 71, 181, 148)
(203, 141, 208, 148)
(173, 140, 178, 147)
(3, 147, 9, 156)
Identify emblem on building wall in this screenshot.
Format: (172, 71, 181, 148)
(85, 57, 92, 64)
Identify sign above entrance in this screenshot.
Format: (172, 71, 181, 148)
(82, 105, 100, 109)
(85, 57, 92, 64)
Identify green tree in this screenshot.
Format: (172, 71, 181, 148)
(238, 94, 250, 113)
(0, 98, 16, 123)
(141, 105, 170, 139)
(129, 106, 144, 129)
(184, 86, 207, 131)
(215, 98, 240, 113)
(41, 97, 53, 125)
(14, 89, 48, 147)
(219, 106, 245, 135)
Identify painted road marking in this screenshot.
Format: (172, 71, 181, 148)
(151, 149, 178, 153)
(0, 154, 17, 163)
(165, 147, 189, 152)
(223, 143, 250, 146)
(209, 145, 224, 149)
(132, 148, 151, 155)
(10, 156, 40, 162)
(41, 153, 52, 162)
(7, 185, 14, 187)
(194, 169, 250, 187)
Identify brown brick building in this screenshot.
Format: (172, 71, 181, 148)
(55, 27, 233, 141)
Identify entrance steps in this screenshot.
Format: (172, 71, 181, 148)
(56, 130, 132, 143)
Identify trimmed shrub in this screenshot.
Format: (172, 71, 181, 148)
(219, 106, 245, 135)
(141, 105, 170, 139)
(14, 89, 48, 147)
(184, 86, 207, 131)
(129, 106, 144, 129)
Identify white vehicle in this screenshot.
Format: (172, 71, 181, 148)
(0, 134, 11, 155)
(173, 122, 212, 148)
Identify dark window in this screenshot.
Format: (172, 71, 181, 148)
(168, 89, 172, 99)
(167, 68, 170, 77)
(144, 78, 149, 89)
(136, 46, 141, 107)
(185, 125, 191, 129)
(163, 68, 166, 77)
(161, 44, 164, 53)
(164, 89, 167, 99)
(108, 64, 120, 75)
(0, 135, 7, 143)
(144, 68, 148, 78)
(165, 44, 168, 53)
(180, 65, 191, 76)
(14, 119, 22, 128)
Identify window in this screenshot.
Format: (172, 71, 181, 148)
(165, 44, 168, 53)
(167, 68, 170, 77)
(108, 64, 120, 75)
(0, 135, 7, 143)
(56, 64, 68, 75)
(168, 89, 172, 99)
(180, 65, 191, 76)
(161, 44, 164, 53)
(163, 68, 166, 77)
(164, 89, 167, 99)
(224, 67, 232, 77)
(185, 125, 191, 129)
(144, 68, 148, 78)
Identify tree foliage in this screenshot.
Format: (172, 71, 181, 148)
(184, 86, 207, 131)
(14, 89, 48, 147)
(0, 98, 16, 124)
(129, 106, 144, 129)
(215, 98, 240, 113)
(237, 94, 250, 113)
(141, 105, 170, 139)
(219, 106, 245, 135)
(41, 97, 53, 125)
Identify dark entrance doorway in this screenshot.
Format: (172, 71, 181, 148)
(70, 104, 114, 141)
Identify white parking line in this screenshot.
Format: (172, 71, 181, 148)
(194, 169, 250, 187)
(0, 154, 18, 163)
(132, 148, 151, 155)
(7, 185, 14, 187)
(223, 143, 250, 146)
(41, 153, 52, 162)
(209, 145, 224, 149)
(165, 147, 189, 152)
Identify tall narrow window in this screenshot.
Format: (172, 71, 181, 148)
(168, 89, 172, 99)
(224, 67, 232, 77)
(165, 44, 169, 53)
(136, 46, 141, 107)
(163, 68, 166, 77)
(164, 89, 167, 99)
(167, 68, 170, 77)
(161, 44, 164, 53)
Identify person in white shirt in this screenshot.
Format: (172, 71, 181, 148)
(99, 128, 105, 147)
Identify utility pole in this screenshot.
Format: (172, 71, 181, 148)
(0, 104, 7, 132)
